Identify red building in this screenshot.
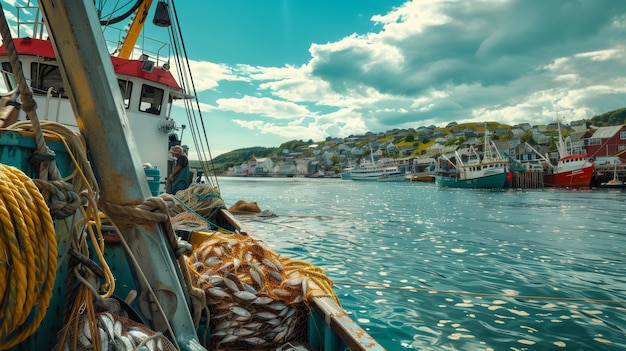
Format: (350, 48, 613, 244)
(586, 125, 626, 162)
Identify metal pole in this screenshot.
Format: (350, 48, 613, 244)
(37, 1, 204, 350)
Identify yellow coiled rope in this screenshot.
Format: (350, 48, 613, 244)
(0, 164, 57, 350)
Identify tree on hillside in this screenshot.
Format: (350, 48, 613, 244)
(549, 137, 556, 151)
(501, 129, 514, 140)
(520, 129, 536, 145)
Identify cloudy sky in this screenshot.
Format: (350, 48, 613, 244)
(7, 0, 626, 158)
(173, 0, 626, 157)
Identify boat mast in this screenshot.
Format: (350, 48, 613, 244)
(37, 1, 204, 350)
(554, 112, 569, 157)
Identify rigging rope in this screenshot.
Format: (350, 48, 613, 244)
(0, 164, 57, 350)
(0, 3, 60, 181)
(166, 0, 219, 188)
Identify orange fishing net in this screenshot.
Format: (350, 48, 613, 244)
(186, 233, 337, 350)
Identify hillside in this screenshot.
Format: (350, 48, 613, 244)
(588, 107, 626, 126)
(206, 107, 626, 174)
(205, 146, 276, 173)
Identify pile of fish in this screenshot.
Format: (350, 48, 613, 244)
(61, 312, 176, 351)
(190, 234, 310, 349)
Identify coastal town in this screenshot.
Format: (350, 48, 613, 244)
(220, 116, 626, 188)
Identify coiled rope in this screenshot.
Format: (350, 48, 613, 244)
(0, 164, 57, 350)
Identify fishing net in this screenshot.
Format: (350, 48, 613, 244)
(163, 183, 226, 220)
(55, 296, 177, 351)
(187, 233, 337, 350)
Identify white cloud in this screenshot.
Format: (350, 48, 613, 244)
(203, 0, 626, 149)
(217, 96, 313, 119)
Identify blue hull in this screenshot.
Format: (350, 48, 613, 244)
(435, 172, 507, 188)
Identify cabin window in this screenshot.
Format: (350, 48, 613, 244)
(30, 62, 67, 97)
(118, 80, 133, 108)
(139, 84, 164, 115)
(0, 62, 17, 94)
(620, 131, 626, 140)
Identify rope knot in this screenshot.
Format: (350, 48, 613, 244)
(33, 179, 83, 219)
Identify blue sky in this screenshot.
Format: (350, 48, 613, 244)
(7, 0, 626, 159)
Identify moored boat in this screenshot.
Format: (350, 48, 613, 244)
(543, 154, 595, 187)
(0, 1, 383, 351)
(435, 124, 508, 188)
(540, 122, 594, 187)
(340, 166, 353, 180)
(350, 161, 394, 181)
(408, 158, 436, 182)
(377, 170, 407, 182)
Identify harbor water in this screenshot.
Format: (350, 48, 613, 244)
(217, 177, 626, 351)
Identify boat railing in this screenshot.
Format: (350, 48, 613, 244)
(102, 25, 171, 68)
(0, 69, 18, 96)
(14, 3, 171, 68)
(15, 3, 46, 40)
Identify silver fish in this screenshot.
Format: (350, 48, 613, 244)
(217, 334, 239, 345)
(249, 267, 263, 288)
(253, 311, 278, 321)
(114, 320, 123, 337)
(268, 270, 283, 283)
(207, 287, 230, 298)
(233, 290, 257, 301)
(270, 257, 284, 272)
(284, 278, 303, 287)
(262, 258, 280, 272)
(251, 296, 273, 305)
(222, 276, 240, 292)
(98, 327, 109, 351)
(271, 288, 291, 298)
(283, 306, 296, 319)
(291, 294, 303, 304)
(216, 261, 234, 273)
(79, 320, 93, 347)
(229, 305, 252, 318)
(243, 336, 267, 345)
(118, 335, 136, 350)
(232, 328, 256, 336)
(208, 275, 225, 287)
(204, 256, 221, 266)
(128, 328, 149, 344)
(213, 246, 223, 256)
(216, 319, 238, 330)
(267, 301, 287, 311)
(245, 321, 263, 329)
(98, 313, 116, 341)
(241, 281, 257, 294)
(273, 329, 288, 343)
(265, 318, 281, 326)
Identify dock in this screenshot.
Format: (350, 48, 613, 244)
(591, 163, 626, 187)
(510, 170, 544, 189)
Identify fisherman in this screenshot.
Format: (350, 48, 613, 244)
(168, 145, 190, 194)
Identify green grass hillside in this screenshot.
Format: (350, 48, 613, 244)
(207, 146, 276, 174)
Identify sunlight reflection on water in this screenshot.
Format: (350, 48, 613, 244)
(219, 177, 626, 351)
